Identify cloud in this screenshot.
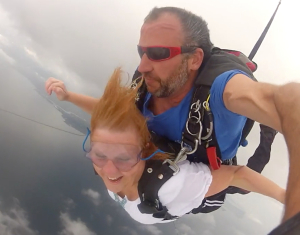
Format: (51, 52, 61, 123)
(122, 226, 139, 235)
(59, 212, 96, 235)
(138, 225, 163, 235)
(0, 0, 140, 98)
(0, 33, 10, 46)
(24, 46, 39, 63)
(64, 198, 76, 210)
(0, 198, 38, 235)
(0, 48, 15, 64)
(82, 189, 101, 206)
(106, 214, 113, 226)
(176, 223, 196, 235)
(122, 225, 164, 235)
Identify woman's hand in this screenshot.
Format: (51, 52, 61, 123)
(45, 77, 69, 101)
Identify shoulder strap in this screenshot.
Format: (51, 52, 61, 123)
(196, 48, 257, 87)
(137, 160, 178, 220)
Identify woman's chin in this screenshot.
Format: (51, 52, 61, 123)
(104, 178, 124, 193)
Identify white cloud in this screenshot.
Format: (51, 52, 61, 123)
(64, 198, 76, 210)
(176, 223, 196, 235)
(59, 212, 96, 235)
(122, 226, 139, 235)
(82, 189, 101, 206)
(138, 225, 163, 235)
(0, 48, 15, 64)
(0, 34, 9, 46)
(0, 198, 38, 235)
(106, 214, 113, 226)
(24, 46, 39, 62)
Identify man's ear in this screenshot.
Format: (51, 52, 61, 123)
(188, 48, 204, 71)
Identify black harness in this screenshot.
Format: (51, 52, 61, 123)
(131, 48, 258, 218)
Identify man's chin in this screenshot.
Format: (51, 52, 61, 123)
(146, 86, 159, 96)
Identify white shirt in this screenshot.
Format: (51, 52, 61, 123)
(108, 160, 212, 224)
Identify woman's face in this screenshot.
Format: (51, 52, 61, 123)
(90, 127, 146, 194)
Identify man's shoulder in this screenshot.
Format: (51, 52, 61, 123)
(210, 70, 251, 94)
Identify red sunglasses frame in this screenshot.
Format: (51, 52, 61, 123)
(137, 45, 197, 62)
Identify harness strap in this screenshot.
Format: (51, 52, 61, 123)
(181, 79, 223, 168)
(137, 160, 176, 218)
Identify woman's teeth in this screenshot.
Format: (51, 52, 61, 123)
(108, 176, 122, 182)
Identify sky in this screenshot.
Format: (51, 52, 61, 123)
(0, 0, 299, 234)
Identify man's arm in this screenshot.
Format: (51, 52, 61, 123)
(223, 74, 282, 132)
(273, 83, 300, 222)
(224, 75, 300, 221)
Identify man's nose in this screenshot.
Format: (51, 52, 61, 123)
(138, 53, 153, 74)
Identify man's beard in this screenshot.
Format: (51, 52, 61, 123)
(144, 58, 189, 98)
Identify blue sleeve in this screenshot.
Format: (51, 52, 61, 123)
(210, 70, 252, 116)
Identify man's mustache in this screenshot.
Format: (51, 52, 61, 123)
(143, 73, 160, 82)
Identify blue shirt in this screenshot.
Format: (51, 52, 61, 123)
(142, 70, 250, 160)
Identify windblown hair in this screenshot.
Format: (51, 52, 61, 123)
(144, 7, 214, 62)
(91, 68, 170, 160)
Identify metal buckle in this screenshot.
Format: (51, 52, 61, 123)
(185, 100, 202, 137)
(130, 79, 138, 89)
(183, 139, 200, 155)
(135, 92, 140, 101)
(201, 120, 213, 140)
(130, 76, 143, 101)
(182, 99, 215, 154)
(163, 159, 180, 175)
(174, 147, 188, 163)
(182, 100, 203, 155)
(190, 100, 201, 112)
(130, 76, 142, 89)
(163, 147, 189, 175)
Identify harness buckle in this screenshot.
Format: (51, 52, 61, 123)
(190, 100, 201, 112)
(181, 139, 199, 155)
(135, 92, 140, 101)
(162, 159, 180, 175)
(163, 147, 189, 175)
(129, 76, 141, 89)
(182, 99, 203, 154)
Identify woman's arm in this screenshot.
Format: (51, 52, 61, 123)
(65, 91, 98, 115)
(206, 165, 285, 204)
(45, 77, 98, 114)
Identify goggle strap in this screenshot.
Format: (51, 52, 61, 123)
(82, 127, 91, 152)
(141, 149, 165, 161)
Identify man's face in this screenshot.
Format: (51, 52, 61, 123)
(138, 14, 192, 98)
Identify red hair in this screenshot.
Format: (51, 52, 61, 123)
(91, 68, 171, 160)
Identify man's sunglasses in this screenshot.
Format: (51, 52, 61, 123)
(137, 45, 198, 62)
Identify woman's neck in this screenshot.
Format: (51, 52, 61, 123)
(117, 184, 139, 201)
